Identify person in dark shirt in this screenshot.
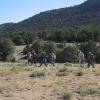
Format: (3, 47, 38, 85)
(87, 51, 95, 68)
(39, 52, 48, 67)
(31, 50, 37, 66)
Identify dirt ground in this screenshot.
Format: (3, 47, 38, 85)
(0, 62, 100, 100)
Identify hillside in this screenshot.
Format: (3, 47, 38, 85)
(0, 0, 100, 33)
(16, 0, 100, 31)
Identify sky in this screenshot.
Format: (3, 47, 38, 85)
(0, 0, 87, 24)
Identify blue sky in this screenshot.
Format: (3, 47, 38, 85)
(0, 0, 87, 24)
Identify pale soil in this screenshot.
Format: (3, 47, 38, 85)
(0, 62, 100, 100)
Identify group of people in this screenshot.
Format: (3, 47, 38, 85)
(79, 50, 95, 68)
(27, 49, 95, 68)
(27, 50, 56, 67)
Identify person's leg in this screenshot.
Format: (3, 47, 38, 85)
(28, 59, 30, 65)
(79, 59, 83, 67)
(79, 59, 81, 64)
(34, 59, 37, 66)
(52, 59, 55, 66)
(91, 61, 95, 68)
(31, 58, 33, 65)
(81, 59, 85, 68)
(44, 58, 47, 67)
(39, 59, 43, 67)
(87, 61, 90, 68)
(28, 59, 31, 65)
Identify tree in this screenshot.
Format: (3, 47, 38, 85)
(0, 38, 15, 61)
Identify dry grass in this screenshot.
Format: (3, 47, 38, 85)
(0, 62, 100, 100)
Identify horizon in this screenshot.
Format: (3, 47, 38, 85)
(0, 0, 87, 25)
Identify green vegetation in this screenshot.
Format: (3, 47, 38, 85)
(74, 68, 84, 76)
(6, 54, 16, 62)
(57, 46, 78, 63)
(0, 0, 100, 45)
(0, 38, 15, 61)
(79, 85, 97, 96)
(56, 67, 73, 76)
(62, 91, 73, 100)
(0, 0, 100, 63)
(0, 66, 23, 77)
(30, 71, 45, 77)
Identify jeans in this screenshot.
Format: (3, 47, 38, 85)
(39, 58, 47, 67)
(51, 58, 55, 66)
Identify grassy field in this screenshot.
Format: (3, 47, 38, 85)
(0, 62, 100, 100)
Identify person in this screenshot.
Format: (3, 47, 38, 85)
(31, 50, 37, 66)
(87, 51, 95, 68)
(50, 52, 56, 66)
(39, 52, 48, 67)
(27, 51, 32, 65)
(79, 51, 85, 67)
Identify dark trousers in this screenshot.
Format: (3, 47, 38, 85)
(28, 59, 32, 65)
(39, 58, 47, 67)
(87, 60, 95, 68)
(51, 58, 55, 66)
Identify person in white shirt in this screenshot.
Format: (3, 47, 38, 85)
(79, 51, 85, 67)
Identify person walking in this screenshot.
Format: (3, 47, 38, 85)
(79, 51, 85, 67)
(31, 50, 37, 66)
(27, 51, 32, 65)
(39, 52, 48, 67)
(87, 51, 95, 68)
(50, 52, 56, 66)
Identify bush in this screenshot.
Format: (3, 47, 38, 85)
(79, 85, 96, 96)
(12, 35, 24, 45)
(56, 67, 73, 76)
(74, 68, 84, 76)
(95, 45, 100, 63)
(23, 44, 31, 55)
(31, 39, 46, 53)
(43, 41, 57, 53)
(56, 72, 67, 76)
(30, 71, 45, 77)
(6, 54, 16, 62)
(62, 91, 73, 100)
(0, 38, 15, 61)
(57, 46, 78, 63)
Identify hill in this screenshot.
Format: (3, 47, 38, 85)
(16, 0, 100, 31)
(0, 0, 100, 44)
(0, 0, 100, 33)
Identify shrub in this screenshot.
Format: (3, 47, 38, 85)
(6, 54, 16, 62)
(62, 91, 73, 100)
(0, 38, 15, 61)
(43, 41, 57, 53)
(74, 68, 83, 76)
(79, 85, 96, 96)
(56, 67, 72, 76)
(23, 44, 31, 55)
(57, 46, 78, 63)
(56, 43, 65, 49)
(56, 72, 67, 76)
(95, 45, 100, 63)
(12, 35, 24, 45)
(59, 67, 67, 72)
(31, 39, 45, 53)
(10, 66, 23, 73)
(30, 71, 45, 77)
